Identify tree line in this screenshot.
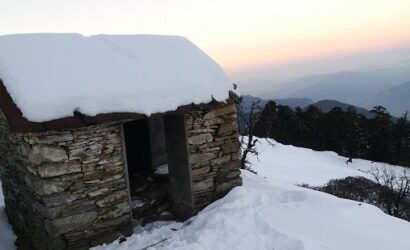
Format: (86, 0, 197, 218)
(249, 101, 410, 167)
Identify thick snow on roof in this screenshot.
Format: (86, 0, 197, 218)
(0, 33, 233, 122)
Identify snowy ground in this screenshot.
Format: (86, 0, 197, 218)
(1, 140, 409, 249)
(251, 139, 406, 186)
(0, 182, 16, 250)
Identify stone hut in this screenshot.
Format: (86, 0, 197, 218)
(0, 34, 242, 249)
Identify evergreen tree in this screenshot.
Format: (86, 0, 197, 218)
(250, 102, 410, 168)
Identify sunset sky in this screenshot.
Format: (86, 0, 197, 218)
(1, 0, 410, 83)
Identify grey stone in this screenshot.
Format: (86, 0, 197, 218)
(217, 122, 234, 136)
(68, 147, 86, 160)
(221, 141, 240, 154)
(203, 117, 224, 126)
(24, 176, 72, 195)
(96, 190, 129, 208)
(231, 149, 241, 160)
(214, 105, 235, 117)
(46, 199, 95, 218)
(102, 202, 131, 219)
(53, 173, 83, 182)
(37, 161, 81, 178)
(189, 152, 216, 164)
(28, 152, 42, 165)
(211, 154, 231, 165)
(188, 128, 214, 134)
(188, 133, 213, 145)
(203, 110, 216, 120)
(215, 177, 242, 194)
(225, 170, 241, 179)
(192, 178, 213, 192)
(89, 143, 103, 154)
(222, 160, 241, 171)
(87, 187, 110, 197)
(94, 215, 130, 230)
(45, 211, 98, 236)
(16, 162, 38, 175)
(28, 133, 73, 145)
(43, 193, 85, 207)
(29, 144, 68, 164)
(19, 143, 30, 156)
(191, 166, 211, 176)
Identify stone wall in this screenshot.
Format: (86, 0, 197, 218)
(186, 103, 242, 211)
(0, 102, 242, 249)
(0, 116, 133, 250)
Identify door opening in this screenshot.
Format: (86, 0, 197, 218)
(122, 117, 172, 225)
(122, 115, 194, 224)
(123, 119, 152, 175)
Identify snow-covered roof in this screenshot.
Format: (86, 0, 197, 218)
(0, 33, 233, 123)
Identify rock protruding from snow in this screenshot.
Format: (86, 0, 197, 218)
(0, 33, 233, 122)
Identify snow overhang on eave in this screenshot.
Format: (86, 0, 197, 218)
(0, 79, 237, 133)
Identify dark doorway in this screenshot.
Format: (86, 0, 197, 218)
(123, 119, 153, 173)
(122, 118, 173, 225)
(122, 115, 194, 224)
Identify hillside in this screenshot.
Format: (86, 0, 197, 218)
(308, 99, 375, 118)
(239, 95, 312, 113)
(274, 98, 313, 109)
(1, 140, 410, 250)
(240, 95, 375, 119)
(259, 64, 410, 114)
(372, 81, 410, 116)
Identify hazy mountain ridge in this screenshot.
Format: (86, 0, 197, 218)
(239, 95, 313, 112)
(257, 61, 410, 116)
(239, 95, 377, 119)
(308, 99, 374, 118)
(372, 81, 410, 116)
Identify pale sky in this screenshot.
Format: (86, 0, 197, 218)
(1, 0, 410, 83)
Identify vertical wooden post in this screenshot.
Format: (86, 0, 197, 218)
(163, 114, 194, 220)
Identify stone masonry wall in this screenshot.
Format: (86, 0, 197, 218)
(0, 116, 133, 250)
(186, 103, 242, 211)
(0, 102, 242, 249)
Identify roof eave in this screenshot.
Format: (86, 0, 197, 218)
(0, 79, 234, 133)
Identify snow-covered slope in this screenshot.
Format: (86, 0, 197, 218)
(93, 171, 410, 250)
(251, 139, 399, 186)
(0, 33, 232, 122)
(1, 140, 409, 250)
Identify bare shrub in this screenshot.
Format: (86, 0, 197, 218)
(237, 99, 264, 173)
(369, 167, 410, 218)
(305, 171, 410, 221)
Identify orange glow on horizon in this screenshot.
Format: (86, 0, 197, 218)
(216, 33, 410, 73)
(1, 0, 410, 74)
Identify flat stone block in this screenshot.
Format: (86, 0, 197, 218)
(189, 152, 216, 164)
(37, 161, 81, 178)
(96, 190, 128, 208)
(45, 211, 97, 237)
(29, 144, 68, 164)
(24, 176, 72, 195)
(188, 133, 213, 145)
(217, 122, 234, 136)
(221, 141, 240, 154)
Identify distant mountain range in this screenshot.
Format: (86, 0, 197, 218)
(371, 81, 410, 116)
(239, 95, 313, 113)
(239, 95, 397, 120)
(257, 60, 410, 116)
(308, 99, 375, 119)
